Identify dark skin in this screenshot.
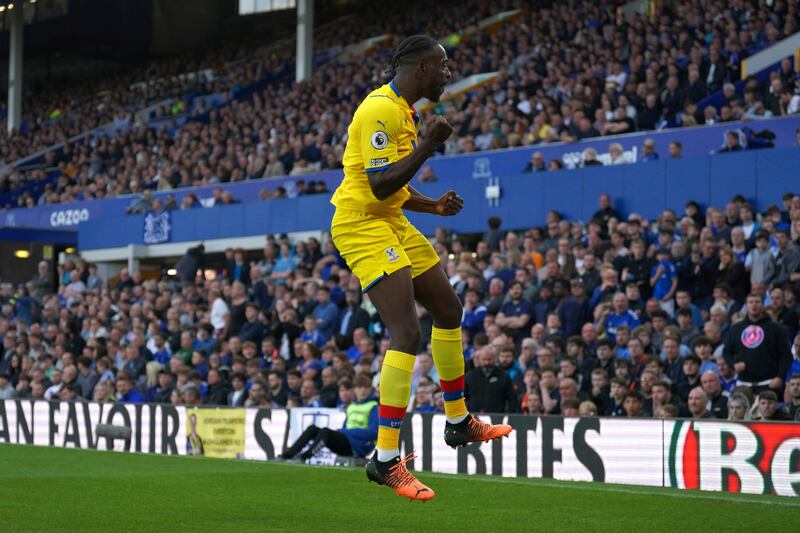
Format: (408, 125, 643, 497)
(362, 43, 463, 354)
(367, 44, 453, 201)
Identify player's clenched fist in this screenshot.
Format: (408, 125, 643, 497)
(425, 115, 453, 145)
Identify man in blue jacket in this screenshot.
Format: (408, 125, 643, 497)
(277, 375, 378, 461)
(116, 373, 145, 404)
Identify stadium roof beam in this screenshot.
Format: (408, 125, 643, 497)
(295, 0, 313, 82)
(7, 2, 24, 134)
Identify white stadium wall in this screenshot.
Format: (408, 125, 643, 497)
(1, 400, 798, 498)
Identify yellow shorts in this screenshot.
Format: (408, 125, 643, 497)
(331, 208, 440, 291)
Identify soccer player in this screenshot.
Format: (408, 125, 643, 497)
(330, 35, 512, 502)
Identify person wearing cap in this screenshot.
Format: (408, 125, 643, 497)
(650, 247, 677, 317)
(147, 369, 175, 403)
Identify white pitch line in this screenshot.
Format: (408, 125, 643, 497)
(417, 471, 800, 508)
(265, 461, 799, 507)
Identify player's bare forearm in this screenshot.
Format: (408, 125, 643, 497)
(404, 185, 463, 216)
(403, 186, 438, 213)
(368, 140, 438, 200)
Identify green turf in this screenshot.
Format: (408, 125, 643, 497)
(0, 444, 796, 532)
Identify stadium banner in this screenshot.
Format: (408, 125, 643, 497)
(185, 407, 246, 459)
(0, 399, 186, 455)
(263, 410, 799, 497)
(4, 115, 800, 232)
(287, 407, 346, 465)
(663, 419, 800, 497)
(242, 407, 289, 461)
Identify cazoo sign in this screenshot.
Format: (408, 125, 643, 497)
(49, 208, 90, 227)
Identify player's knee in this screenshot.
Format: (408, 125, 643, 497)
(392, 321, 421, 354)
(436, 302, 463, 329)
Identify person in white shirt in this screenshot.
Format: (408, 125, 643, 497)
(209, 288, 229, 334)
(44, 368, 64, 400)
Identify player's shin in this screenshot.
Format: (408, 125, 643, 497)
(376, 349, 414, 462)
(431, 326, 468, 424)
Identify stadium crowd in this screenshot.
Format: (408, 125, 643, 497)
(3, 0, 800, 209)
(1, 191, 799, 426)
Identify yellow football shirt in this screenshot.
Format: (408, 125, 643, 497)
(331, 81, 420, 214)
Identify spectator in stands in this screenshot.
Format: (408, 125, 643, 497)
(752, 390, 789, 421)
(723, 293, 792, 394)
(29, 261, 53, 303)
(652, 380, 689, 417)
(205, 368, 230, 406)
(227, 373, 248, 407)
(774, 229, 800, 287)
(640, 139, 659, 162)
(783, 373, 800, 420)
(581, 148, 602, 167)
(0, 372, 14, 399)
(116, 373, 145, 404)
(667, 141, 682, 159)
(621, 391, 645, 418)
(700, 371, 728, 419)
(720, 131, 744, 153)
(523, 152, 546, 173)
(465, 347, 519, 413)
(746, 231, 775, 286)
(495, 281, 532, 342)
(687, 387, 711, 418)
(604, 292, 640, 344)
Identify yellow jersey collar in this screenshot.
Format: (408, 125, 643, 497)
(388, 79, 418, 123)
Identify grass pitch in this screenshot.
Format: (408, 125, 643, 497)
(0, 444, 796, 532)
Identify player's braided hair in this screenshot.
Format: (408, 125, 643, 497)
(384, 35, 440, 78)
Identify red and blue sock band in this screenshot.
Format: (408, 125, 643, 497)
(439, 375, 464, 402)
(379, 404, 407, 429)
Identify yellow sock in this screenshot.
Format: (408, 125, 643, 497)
(376, 349, 415, 452)
(431, 326, 468, 422)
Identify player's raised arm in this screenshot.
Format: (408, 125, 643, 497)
(367, 115, 451, 200)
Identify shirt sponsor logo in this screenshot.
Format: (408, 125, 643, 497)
(371, 130, 389, 150)
(369, 158, 389, 167)
(740, 325, 764, 349)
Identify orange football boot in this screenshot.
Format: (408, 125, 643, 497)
(365, 452, 435, 502)
(444, 414, 513, 448)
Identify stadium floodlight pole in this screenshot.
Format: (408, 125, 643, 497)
(295, 0, 313, 82)
(7, 2, 24, 134)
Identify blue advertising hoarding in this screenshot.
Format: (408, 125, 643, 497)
(4, 115, 800, 238)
